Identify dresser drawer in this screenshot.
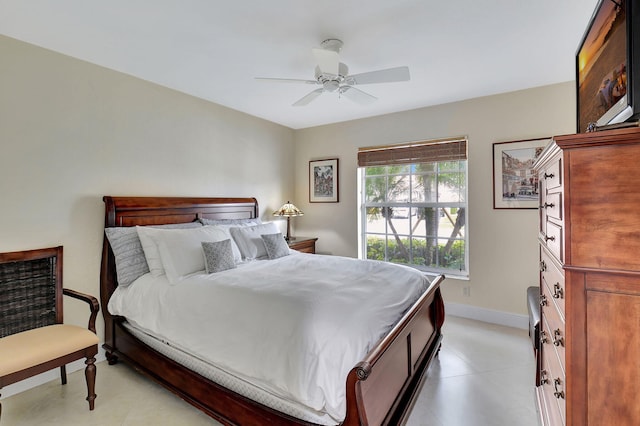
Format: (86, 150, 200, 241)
(539, 175, 548, 233)
(541, 298, 565, 373)
(540, 248, 565, 318)
(542, 221, 563, 262)
(541, 192, 562, 222)
(537, 384, 565, 426)
(541, 318, 566, 424)
(541, 156, 562, 191)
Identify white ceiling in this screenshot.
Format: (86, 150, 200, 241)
(0, 0, 599, 129)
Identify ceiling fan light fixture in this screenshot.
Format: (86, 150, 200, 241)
(256, 39, 409, 107)
(323, 81, 340, 92)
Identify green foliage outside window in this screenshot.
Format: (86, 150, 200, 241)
(366, 236, 465, 272)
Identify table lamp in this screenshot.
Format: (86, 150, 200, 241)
(273, 201, 304, 241)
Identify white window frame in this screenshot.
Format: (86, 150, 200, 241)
(357, 139, 469, 278)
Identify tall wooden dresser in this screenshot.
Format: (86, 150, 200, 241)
(533, 127, 640, 425)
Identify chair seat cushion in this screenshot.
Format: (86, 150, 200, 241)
(0, 324, 98, 377)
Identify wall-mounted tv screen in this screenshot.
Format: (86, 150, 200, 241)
(576, 0, 638, 132)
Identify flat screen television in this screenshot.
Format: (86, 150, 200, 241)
(576, 0, 640, 132)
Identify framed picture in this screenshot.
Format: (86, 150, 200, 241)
(492, 138, 550, 209)
(309, 158, 339, 203)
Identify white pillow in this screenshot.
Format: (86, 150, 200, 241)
(137, 225, 241, 282)
(137, 226, 170, 277)
(113, 222, 201, 280)
(229, 222, 279, 260)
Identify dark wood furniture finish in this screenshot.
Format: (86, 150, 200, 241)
(533, 127, 640, 425)
(0, 246, 100, 418)
(287, 236, 318, 253)
(100, 196, 445, 426)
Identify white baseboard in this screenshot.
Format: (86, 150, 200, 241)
(446, 302, 529, 330)
(2, 347, 107, 399)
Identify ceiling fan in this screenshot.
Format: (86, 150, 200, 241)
(256, 39, 410, 106)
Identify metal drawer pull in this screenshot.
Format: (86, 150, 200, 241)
(553, 329, 564, 347)
(540, 294, 548, 307)
(540, 330, 548, 344)
(544, 234, 556, 242)
(553, 378, 565, 399)
(540, 260, 547, 272)
(553, 283, 564, 299)
(540, 369, 549, 385)
(540, 202, 555, 209)
(544, 172, 555, 179)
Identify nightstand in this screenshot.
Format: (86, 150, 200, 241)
(287, 237, 317, 254)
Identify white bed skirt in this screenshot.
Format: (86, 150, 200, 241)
(123, 321, 337, 425)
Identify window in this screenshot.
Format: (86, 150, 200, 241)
(358, 138, 468, 277)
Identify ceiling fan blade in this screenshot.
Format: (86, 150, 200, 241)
(255, 77, 317, 84)
(293, 88, 324, 106)
(347, 66, 410, 85)
(340, 86, 377, 105)
(312, 48, 339, 75)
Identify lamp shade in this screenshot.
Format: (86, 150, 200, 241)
(273, 201, 304, 217)
(273, 201, 303, 241)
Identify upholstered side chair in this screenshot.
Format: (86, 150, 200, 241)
(0, 246, 99, 419)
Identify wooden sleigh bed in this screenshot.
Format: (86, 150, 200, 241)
(100, 196, 445, 426)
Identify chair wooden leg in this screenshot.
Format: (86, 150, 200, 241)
(84, 356, 97, 410)
(60, 365, 67, 385)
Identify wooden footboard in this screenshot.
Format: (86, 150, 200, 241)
(343, 276, 444, 425)
(100, 196, 445, 425)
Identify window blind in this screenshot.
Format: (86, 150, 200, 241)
(357, 138, 467, 167)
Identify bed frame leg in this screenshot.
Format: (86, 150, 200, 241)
(106, 351, 119, 365)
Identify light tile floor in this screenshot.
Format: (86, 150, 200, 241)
(1, 316, 538, 425)
(405, 316, 538, 426)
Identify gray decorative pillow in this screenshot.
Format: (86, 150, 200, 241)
(199, 218, 261, 226)
(155, 222, 204, 230)
(261, 233, 290, 259)
(105, 227, 149, 287)
(202, 240, 237, 273)
(106, 222, 202, 286)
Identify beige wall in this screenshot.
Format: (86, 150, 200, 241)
(292, 82, 576, 317)
(0, 35, 295, 337)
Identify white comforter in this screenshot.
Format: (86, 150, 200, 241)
(108, 252, 431, 422)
